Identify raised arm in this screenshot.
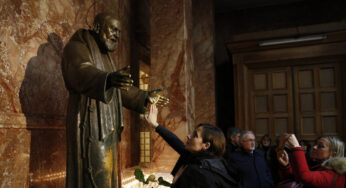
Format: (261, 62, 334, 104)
(145, 104, 186, 155)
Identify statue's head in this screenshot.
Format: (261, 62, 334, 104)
(93, 13, 121, 52)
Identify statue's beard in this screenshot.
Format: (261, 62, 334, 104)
(99, 34, 117, 52)
(104, 39, 116, 52)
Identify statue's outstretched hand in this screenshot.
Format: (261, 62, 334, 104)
(148, 88, 169, 106)
(108, 65, 134, 90)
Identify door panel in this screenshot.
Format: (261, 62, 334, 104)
(249, 63, 342, 141)
(249, 67, 294, 140)
(294, 64, 341, 140)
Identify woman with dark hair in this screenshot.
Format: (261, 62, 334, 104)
(277, 134, 346, 188)
(257, 134, 274, 163)
(257, 134, 278, 184)
(145, 104, 237, 188)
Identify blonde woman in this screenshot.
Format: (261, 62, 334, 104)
(277, 134, 345, 188)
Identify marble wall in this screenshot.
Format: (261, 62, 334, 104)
(149, 0, 215, 172)
(0, 0, 131, 187)
(150, 0, 192, 171)
(192, 0, 216, 126)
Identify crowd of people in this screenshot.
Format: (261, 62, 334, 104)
(145, 104, 345, 188)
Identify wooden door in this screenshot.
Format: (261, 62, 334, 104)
(249, 63, 343, 141)
(294, 63, 342, 141)
(249, 67, 294, 141)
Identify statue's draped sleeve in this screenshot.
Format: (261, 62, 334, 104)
(121, 87, 148, 114)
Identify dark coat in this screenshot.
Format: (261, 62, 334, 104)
(257, 144, 280, 184)
(230, 148, 274, 188)
(62, 29, 148, 188)
(155, 125, 238, 188)
(224, 142, 240, 163)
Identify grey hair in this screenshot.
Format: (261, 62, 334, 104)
(227, 127, 240, 139)
(240, 130, 255, 141)
(323, 136, 345, 157)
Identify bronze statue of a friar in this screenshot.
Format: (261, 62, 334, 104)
(61, 13, 168, 188)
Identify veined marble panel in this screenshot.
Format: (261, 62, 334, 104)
(150, 0, 193, 171)
(192, 0, 216, 126)
(28, 129, 66, 187)
(0, 129, 31, 187)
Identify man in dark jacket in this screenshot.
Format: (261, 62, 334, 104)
(224, 127, 241, 161)
(230, 130, 274, 188)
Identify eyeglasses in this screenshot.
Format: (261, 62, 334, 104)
(243, 139, 256, 143)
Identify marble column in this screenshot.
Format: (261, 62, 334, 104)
(192, 0, 216, 126)
(150, 0, 195, 171)
(149, 0, 216, 173)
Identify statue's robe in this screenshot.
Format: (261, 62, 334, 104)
(61, 29, 148, 188)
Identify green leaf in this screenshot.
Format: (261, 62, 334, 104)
(134, 168, 145, 183)
(158, 177, 171, 187)
(147, 174, 156, 182)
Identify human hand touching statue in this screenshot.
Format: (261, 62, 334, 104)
(147, 88, 169, 106)
(107, 65, 134, 90)
(145, 104, 159, 128)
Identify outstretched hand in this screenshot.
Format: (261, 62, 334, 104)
(145, 104, 159, 128)
(148, 88, 169, 106)
(108, 65, 134, 90)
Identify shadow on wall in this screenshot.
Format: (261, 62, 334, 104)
(19, 33, 68, 187)
(19, 33, 67, 119)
